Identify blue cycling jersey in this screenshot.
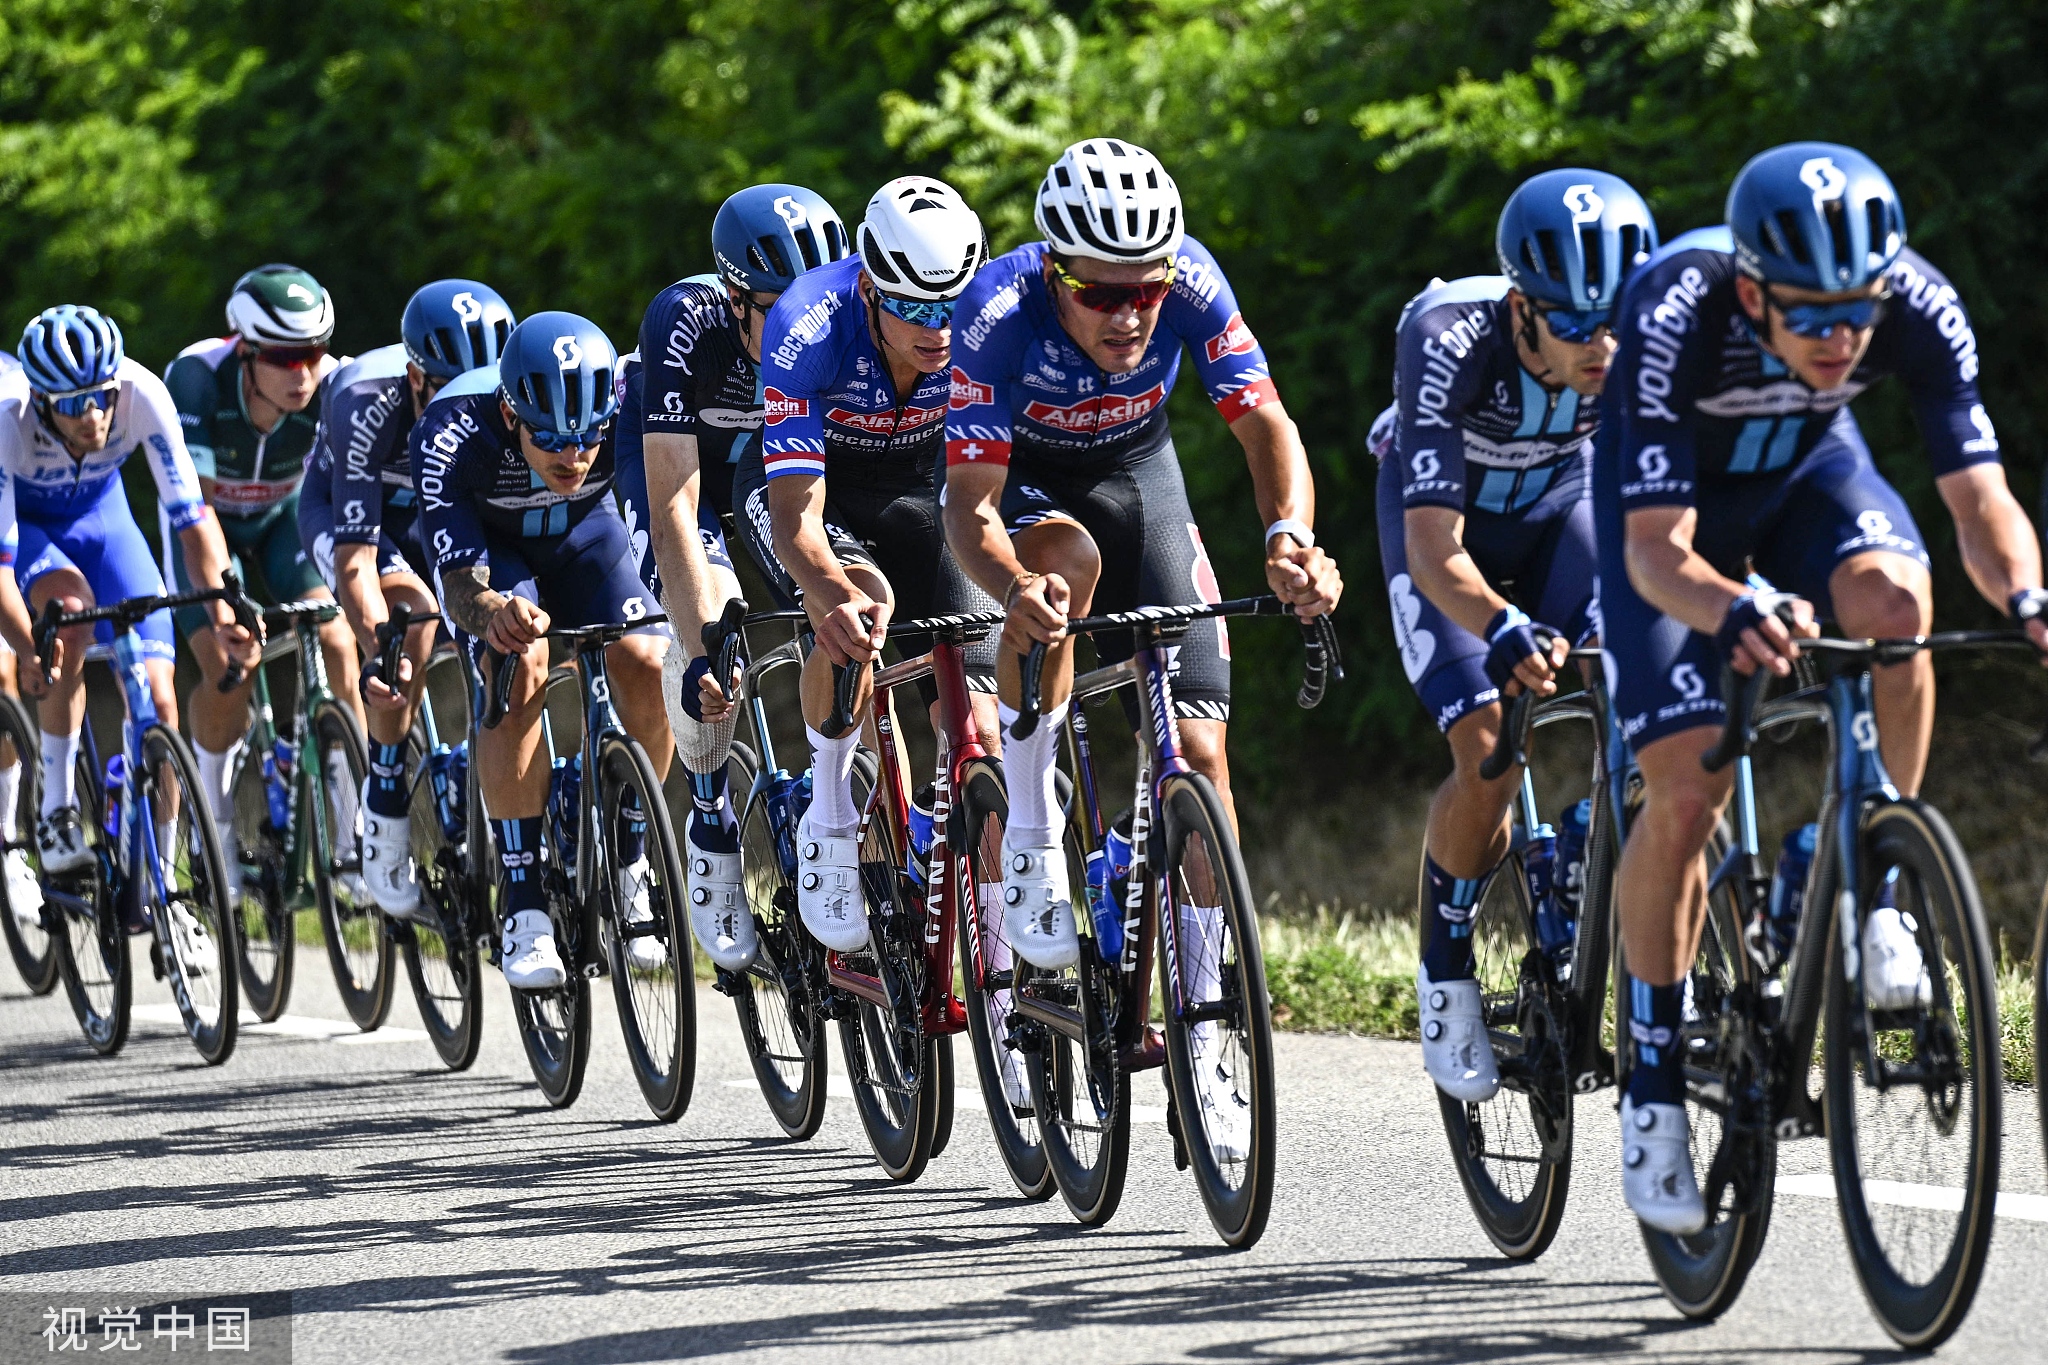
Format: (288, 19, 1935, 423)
(759, 255, 949, 480)
(945, 236, 1277, 472)
(410, 379, 618, 578)
(1607, 228, 1997, 514)
(307, 343, 417, 547)
(1380, 275, 1597, 516)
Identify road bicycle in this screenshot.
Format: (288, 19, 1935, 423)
(32, 580, 255, 1064)
(225, 599, 377, 1026)
(1465, 625, 2013, 1348)
(0, 687, 56, 995)
(479, 619, 696, 1115)
(721, 603, 998, 1183)
(999, 595, 1340, 1247)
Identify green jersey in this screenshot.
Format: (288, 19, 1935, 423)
(164, 336, 327, 522)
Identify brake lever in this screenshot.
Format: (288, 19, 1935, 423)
(481, 648, 518, 730)
(1012, 641, 1049, 740)
(363, 602, 414, 705)
(1296, 612, 1342, 709)
(702, 596, 748, 703)
(32, 598, 63, 690)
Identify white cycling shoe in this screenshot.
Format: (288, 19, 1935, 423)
(795, 808, 867, 952)
(1000, 836, 1078, 970)
(165, 902, 216, 976)
(7, 847, 44, 932)
(1418, 964, 1502, 1102)
(359, 805, 423, 921)
(616, 856, 669, 972)
(1863, 903, 1933, 1011)
(686, 829, 754, 971)
(38, 807, 91, 875)
(501, 909, 567, 990)
(1190, 1057, 1252, 1164)
(1621, 1097, 1707, 1235)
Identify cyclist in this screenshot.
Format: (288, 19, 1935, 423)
(749, 174, 1003, 954)
(944, 137, 1341, 974)
(0, 306, 259, 879)
(619, 183, 851, 970)
(1370, 170, 1657, 1103)
(1596, 142, 2048, 1232)
(165, 264, 354, 882)
(0, 346, 42, 926)
(301, 279, 516, 918)
(411, 312, 670, 989)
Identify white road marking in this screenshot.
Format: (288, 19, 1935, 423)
(722, 1075, 1170, 1122)
(1776, 1171, 2048, 1222)
(132, 1003, 427, 1044)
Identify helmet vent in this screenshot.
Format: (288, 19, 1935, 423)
(1616, 224, 1644, 275)
(1821, 196, 1852, 274)
(1578, 225, 1604, 291)
(1532, 229, 1566, 283)
(1863, 198, 1889, 267)
(1771, 210, 1812, 265)
(908, 197, 942, 213)
(562, 373, 583, 428)
(754, 236, 793, 279)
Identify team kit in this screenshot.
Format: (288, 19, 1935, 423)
(1, 136, 2037, 1333)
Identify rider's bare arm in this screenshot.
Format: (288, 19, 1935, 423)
(1939, 463, 2046, 614)
(645, 431, 721, 643)
(1406, 506, 1515, 642)
(441, 561, 510, 639)
(1229, 401, 1340, 616)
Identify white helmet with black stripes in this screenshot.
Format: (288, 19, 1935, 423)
(1034, 138, 1184, 265)
(857, 177, 988, 302)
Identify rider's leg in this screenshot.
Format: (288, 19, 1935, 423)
(306, 586, 364, 733)
(996, 519, 1099, 841)
(607, 631, 672, 783)
(1829, 550, 1934, 795)
(797, 561, 891, 837)
(356, 574, 438, 917)
(24, 569, 95, 854)
(187, 615, 254, 848)
(1417, 703, 1518, 979)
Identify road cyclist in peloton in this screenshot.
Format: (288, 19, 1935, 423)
(617, 183, 852, 971)
(0, 306, 261, 911)
(300, 279, 516, 920)
(1595, 141, 2048, 1233)
(411, 311, 671, 989)
(1368, 170, 1657, 1103)
(943, 137, 1342, 997)
(164, 265, 356, 892)
(748, 174, 1003, 956)
(0, 346, 40, 934)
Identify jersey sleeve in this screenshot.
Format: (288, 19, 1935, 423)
(757, 299, 831, 481)
(946, 274, 1026, 469)
(161, 354, 218, 481)
(1169, 240, 1279, 423)
(1389, 300, 1493, 511)
(640, 286, 718, 439)
(1611, 255, 1718, 513)
(1880, 252, 1999, 475)
(411, 410, 488, 575)
(128, 369, 209, 531)
(322, 378, 392, 545)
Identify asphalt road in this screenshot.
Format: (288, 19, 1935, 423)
(3, 945, 2044, 1365)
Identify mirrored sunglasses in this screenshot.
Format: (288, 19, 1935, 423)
(873, 291, 956, 329)
(1770, 289, 1887, 339)
(1048, 256, 1176, 314)
(255, 343, 328, 370)
(1538, 306, 1613, 344)
(45, 383, 121, 418)
(523, 419, 609, 454)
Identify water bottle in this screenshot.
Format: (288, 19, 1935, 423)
(263, 737, 296, 831)
(549, 753, 581, 876)
(1527, 824, 1574, 957)
(1085, 811, 1135, 961)
(103, 754, 127, 840)
(905, 783, 936, 886)
(1554, 798, 1591, 918)
(1768, 823, 1818, 958)
(794, 769, 814, 821)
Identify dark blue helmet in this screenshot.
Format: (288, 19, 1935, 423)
(498, 311, 617, 437)
(403, 280, 516, 379)
(1727, 142, 1904, 291)
(712, 184, 850, 294)
(1497, 169, 1658, 313)
(18, 305, 124, 394)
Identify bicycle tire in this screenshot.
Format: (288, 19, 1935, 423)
(0, 691, 58, 994)
(955, 756, 1056, 1201)
(141, 722, 239, 1065)
(308, 699, 393, 1030)
(1637, 820, 1775, 1318)
(226, 719, 294, 1023)
(2036, 886, 2046, 1181)
(400, 714, 484, 1070)
(510, 809, 593, 1109)
(598, 732, 698, 1121)
(734, 780, 828, 1139)
(50, 739, 128, 1054)
(1429, 846, 1575, 1261)
(1158, 771, 1275, 1247)
(1822, 798, 1999, 1350)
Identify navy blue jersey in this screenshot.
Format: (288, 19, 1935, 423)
(1609, 228, 1997, 514)
(1386, 276, 1595, 516)
(411, 374, 619, 577)
(309, 343, 416, 547)
(634, 273, 761, 471)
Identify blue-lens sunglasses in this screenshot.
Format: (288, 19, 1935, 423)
(523, 418, 609, 454)
(44, 382, 120, 419)
(1768, 287, 1888, 339)
(871, 289, 957, 329)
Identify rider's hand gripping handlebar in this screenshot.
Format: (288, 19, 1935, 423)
(363, 602, 414, 706)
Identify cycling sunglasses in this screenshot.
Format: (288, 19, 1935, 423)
(1048, 256, 1176, 314)
(1537, 306, 1613, 344)
(871, 289, 956, 329)
(43, 382, 121, 419)
(522, 418, 609, 454)
(1768, 287, 1888, 339)
(252, 343, 328, 370)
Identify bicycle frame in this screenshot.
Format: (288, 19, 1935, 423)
(244, 607, 344, 911)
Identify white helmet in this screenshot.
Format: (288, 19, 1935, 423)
(1034, 138, 1184, 265)
(857, 177, 988, 301)
(224, 264, 335, 347)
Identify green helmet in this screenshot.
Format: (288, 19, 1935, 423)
(225, 264, 335, 347)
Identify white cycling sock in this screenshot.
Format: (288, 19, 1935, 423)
(996, 700, 1067, 844)
(40, 731, 78, 817)
(804, 725, 861, 837)
(194, 737, 245, 824)
(0, 759, 18, 836)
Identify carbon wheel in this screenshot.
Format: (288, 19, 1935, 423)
(401, 713, 483, 1071)
(734, 778, 828, 1139)
(599, 733, 697, 1121)
(0, 692, 57, 994)
(226, 723, 294, 1023)
(49, 737, 128, 1054)
(308, 700, 393, 1030)
(140, 723, 239, 1065)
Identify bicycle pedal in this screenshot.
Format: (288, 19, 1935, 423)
(1118, 1024, 1167, 1071)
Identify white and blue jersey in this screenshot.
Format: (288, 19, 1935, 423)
(1596, 227, 1989, 748)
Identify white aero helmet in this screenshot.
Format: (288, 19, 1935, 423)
(857, 177, 988, 301)
(1034, 138, 1184, 265)
(224, 263, 336, 347)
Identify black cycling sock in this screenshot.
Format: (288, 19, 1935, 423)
(686, 763, 739, 854)
(618, 790, 647, 866)
(495, 816, 546, 918)
(367, 741, 408, 819)
(1626, 974, 1686, 1107)
(1420, 854, 1480, 981)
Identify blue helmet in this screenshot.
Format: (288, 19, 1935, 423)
(497, 311, 618, 437)
(18, 305, 124, 395)
(1727, 142, 1905, 291)
(1496, 169, 1659, 313)
(712, 184, 851, 294)
(403, 280, 516, 379)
